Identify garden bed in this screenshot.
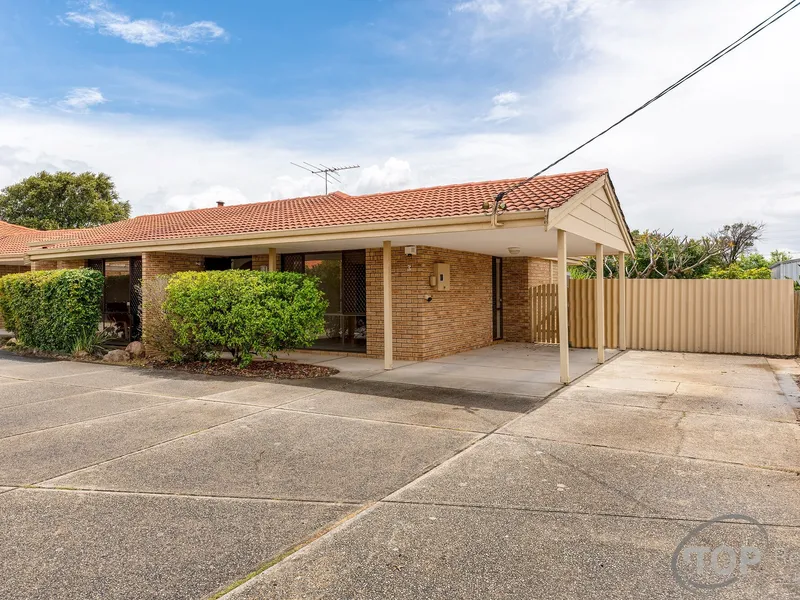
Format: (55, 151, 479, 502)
(147, 358, 337, 379)
(0, 345, 337, 380)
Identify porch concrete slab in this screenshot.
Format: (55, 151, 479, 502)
(368, 368, 561, 398)
(0, 400, 259, 485)
(0, 357, 107, 380)
(121, 376, 260, 399)
(280, 388, 536, 432)
(45, 410, 480, 503)
(429, 346, 616, 372)
(679, 412, 800, 470)
(0, 390, 179, 438)
(0, 380, 90, 409)
(0, 488, 354, 600)
(201, 382, 322, 407)
(376, 361, 565, 384)
(390, 434, 800, 525)
(325, 356, 416, 380)
(499, 398, 685, 454)
(228, 503, 798, 600)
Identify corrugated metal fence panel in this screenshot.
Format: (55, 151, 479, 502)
(568, 278, 795, 356)
(567, 279, 619, 349)
(795, 291, 800, 356)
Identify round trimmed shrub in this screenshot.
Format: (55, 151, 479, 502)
(163, 270, 327, 366)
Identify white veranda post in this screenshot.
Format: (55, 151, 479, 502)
(596, 243, 605, 364)
(383, 241, 393, 370)
(557, 229, 569, 384)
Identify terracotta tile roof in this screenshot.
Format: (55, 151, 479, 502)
(23, 169, 607, 252)
(0, 220, 36, 237)
(0, 227, 83, 255)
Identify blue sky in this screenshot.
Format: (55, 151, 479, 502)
(1, 1, 799, 252)
(1, 1, 558, 126)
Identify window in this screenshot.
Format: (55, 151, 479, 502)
(281, 250, 367, 352)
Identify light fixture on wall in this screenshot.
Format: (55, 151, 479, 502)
(508, 247, 521, 255)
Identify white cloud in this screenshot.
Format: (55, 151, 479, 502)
(64, 1, 226, 48)
(1, 0, 799, 256)
(58, 87, 107, 112)
(0, 95, 34, 109)
(486, 91, 522, 122)
(355, 158, 414, 194)
(453, 0, 505, 18)
(163, 185, 249, 212)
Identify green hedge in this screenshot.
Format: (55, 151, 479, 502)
(0, 268, 104, 353)
(164, 270, 327, 366)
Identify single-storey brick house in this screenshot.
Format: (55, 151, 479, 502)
(0, 169, 634, 383)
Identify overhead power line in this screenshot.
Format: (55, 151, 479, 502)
(494, 0, 800, 204)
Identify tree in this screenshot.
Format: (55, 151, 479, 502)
(769, 249, 793, 265)
(571, 229, 725, 280)
(0, 171, 130, 230)
(713, 222, 764, 267)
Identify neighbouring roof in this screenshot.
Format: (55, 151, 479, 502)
(0, 220, 36, 236)
(9, 169, 609, 254)
(0, 225, 82, 256)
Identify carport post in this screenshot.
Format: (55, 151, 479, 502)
(618, 251, 627, 351)
(557, 229, 569, 384)
(596, 243, 605, 364)
(268, 248, 277, 272)
(383, 240, 393, 370)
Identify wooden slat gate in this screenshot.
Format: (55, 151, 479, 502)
(530, 283, 559, 343)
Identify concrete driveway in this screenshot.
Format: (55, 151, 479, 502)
(0, 351, 798, 599)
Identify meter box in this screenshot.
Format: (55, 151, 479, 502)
(433, 263, 450, 291)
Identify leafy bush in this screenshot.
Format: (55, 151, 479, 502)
(163, 270, 327, 366)
(702, 265, 772, 280)
(0, 268, 104, 353)
(142, 275, 203, 362)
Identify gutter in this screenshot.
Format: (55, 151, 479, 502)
(25, 211, 547, 260)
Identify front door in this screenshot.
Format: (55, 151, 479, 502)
(492, 257, 503, 340)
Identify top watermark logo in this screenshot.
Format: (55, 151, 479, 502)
(671, 514, 769, 591)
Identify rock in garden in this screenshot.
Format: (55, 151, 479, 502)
(125, 341, 145, 358)
(102, 349, 131, 363)
(74, 350, 90, 359)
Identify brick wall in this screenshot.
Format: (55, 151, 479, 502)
(366, 245, 494, 361)
(141, 252, 205, 342)
(142, 252, 205, 280)
(252, 253, 281, 271)
(502, 257, 555, 343)
(56, 259, 87, 269)
(30, 260, 58, 271)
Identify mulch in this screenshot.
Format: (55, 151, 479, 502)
(147, 359, 338, 379)
(1, 346, 337, 380)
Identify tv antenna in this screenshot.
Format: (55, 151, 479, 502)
(290, 162, 360, 194)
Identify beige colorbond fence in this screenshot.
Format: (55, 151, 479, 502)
(531, 279, 797, 356)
